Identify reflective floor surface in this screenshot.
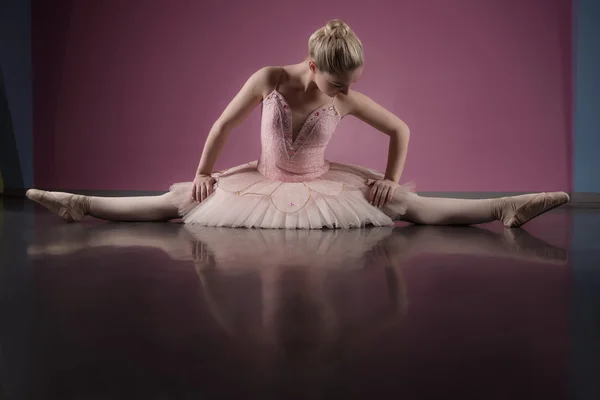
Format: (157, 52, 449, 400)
(1, 196, 599, 399)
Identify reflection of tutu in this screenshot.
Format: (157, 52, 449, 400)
(181, 224, 397, 269)
(170, 160, 415, 229)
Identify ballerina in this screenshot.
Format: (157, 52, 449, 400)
(26, 19, 569, 229)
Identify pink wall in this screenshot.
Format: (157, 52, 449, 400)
(32, 0, 572, 192)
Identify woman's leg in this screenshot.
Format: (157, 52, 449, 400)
(88, 193, 180, 221)
(397, 191, 569, 227)
(26, 189, 181, 222)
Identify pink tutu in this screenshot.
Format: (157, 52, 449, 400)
(169, 160, 415, 229)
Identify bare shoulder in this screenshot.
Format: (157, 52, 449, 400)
(212, 66, 283, 131)
(245, 66, 283, 99)
(334, 89, 375, 117)
(335, 89, 408, 135)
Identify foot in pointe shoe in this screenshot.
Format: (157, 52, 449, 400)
(26, 189, 90, 222)
(493, 192, 570, 228)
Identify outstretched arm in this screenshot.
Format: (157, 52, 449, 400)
(342, 90, 411, 207)
(195, 66, 274, 176)
(191, 67, 276, 202)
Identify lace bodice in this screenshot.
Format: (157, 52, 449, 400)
(256, 89, 342, 182)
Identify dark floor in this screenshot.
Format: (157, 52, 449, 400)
(1, 196, 599, 400)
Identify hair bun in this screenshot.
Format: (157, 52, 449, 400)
(324, 19, 350, 39)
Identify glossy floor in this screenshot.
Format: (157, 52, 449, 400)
(1, 196, 599, 399)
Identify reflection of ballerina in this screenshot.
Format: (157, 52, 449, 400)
(28, 222, 569, 266)
(24, 18, 569, 229)
(27, 223, 569, 395)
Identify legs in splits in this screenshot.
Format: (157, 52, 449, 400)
(26, 187, 570, 228)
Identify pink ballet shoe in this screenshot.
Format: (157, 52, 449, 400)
(494, 192, 570, 228)
(26, 189, 90, 222)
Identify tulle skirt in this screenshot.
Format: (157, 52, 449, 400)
(169, 161, 415, 229)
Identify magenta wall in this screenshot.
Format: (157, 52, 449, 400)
(32, 0, 572, 192)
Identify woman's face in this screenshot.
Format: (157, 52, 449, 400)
(310, 61, 363, 97)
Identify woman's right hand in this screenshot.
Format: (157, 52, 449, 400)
(191, 174, 216, 202)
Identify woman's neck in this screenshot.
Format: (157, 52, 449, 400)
(287, 61, 318, 94)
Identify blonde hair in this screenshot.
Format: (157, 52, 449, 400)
(308, 19, 364, 75)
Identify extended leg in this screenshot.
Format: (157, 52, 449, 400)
(26, 189, 181, 222)
(397, 192, 569, 227)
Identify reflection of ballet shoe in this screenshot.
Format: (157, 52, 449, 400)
(27, 243, 87, 257)
(494, 192, 570, 228)
(502, 228, 569, 264)
(26, 224, 91, 257)
(26, 189, 90, 222)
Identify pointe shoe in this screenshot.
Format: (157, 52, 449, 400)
(495, 192, 570, 228)
(26, 189, 90, 222)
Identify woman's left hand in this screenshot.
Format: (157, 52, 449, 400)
(369, 179, 398, 208)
